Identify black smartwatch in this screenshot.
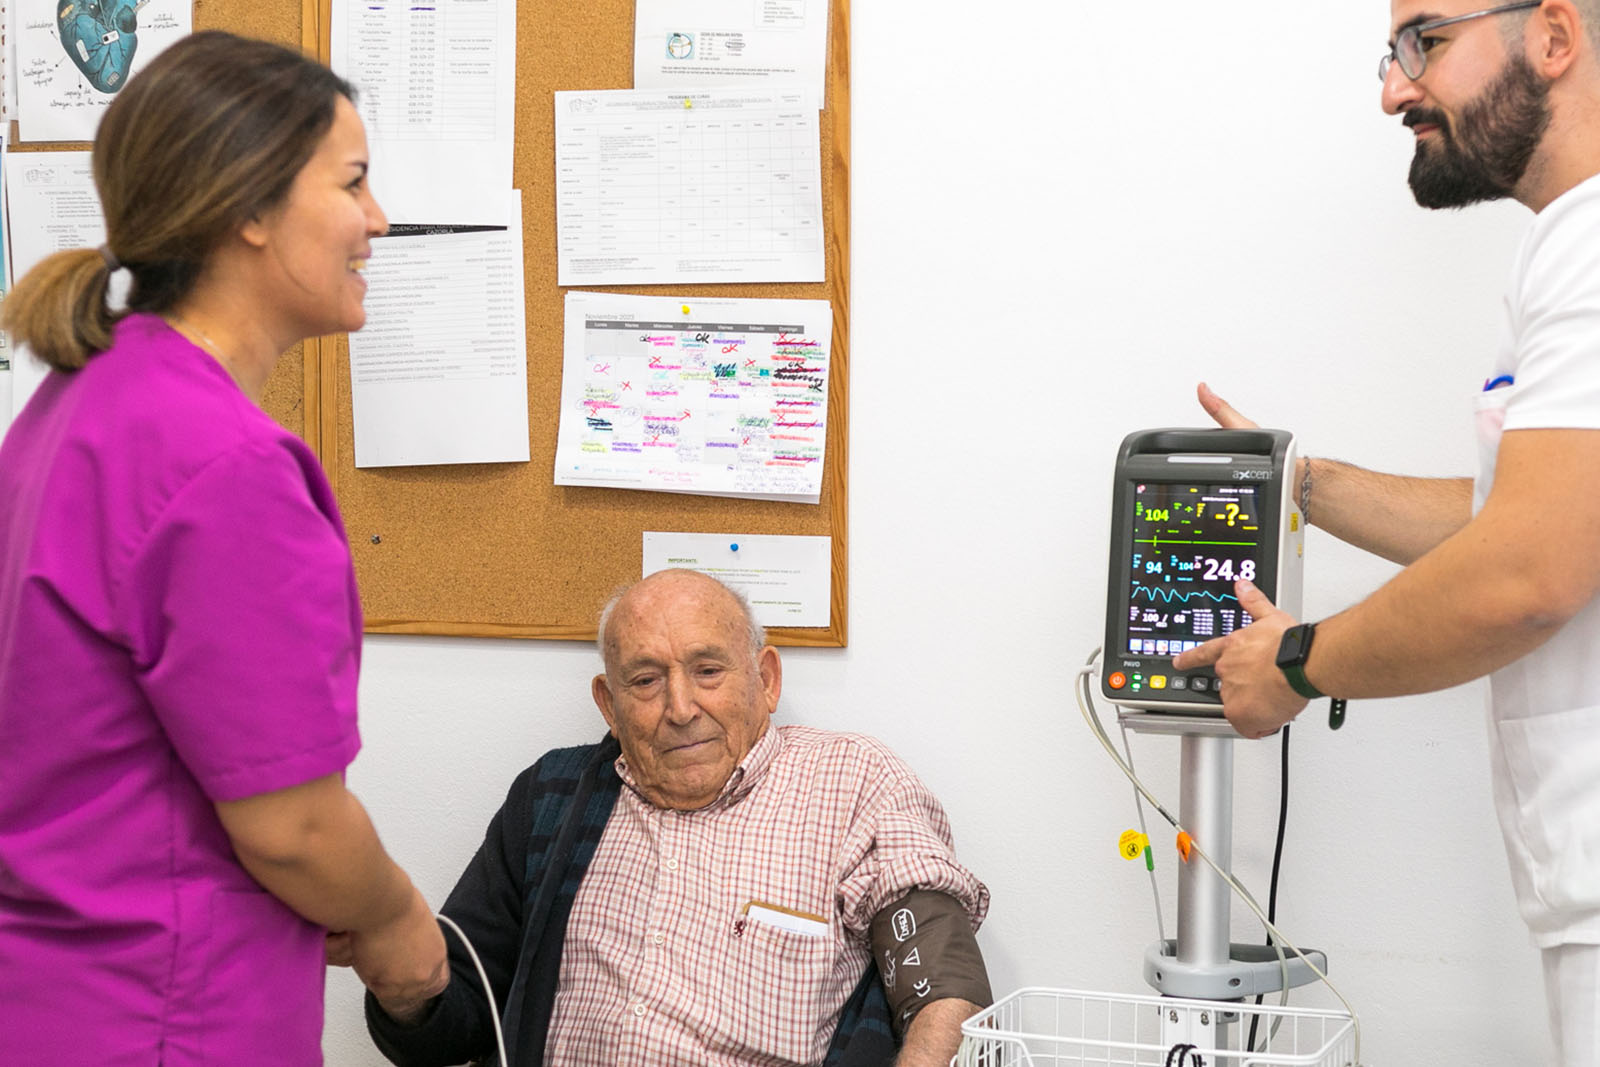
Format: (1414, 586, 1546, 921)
(1275, 623, 1324, 699)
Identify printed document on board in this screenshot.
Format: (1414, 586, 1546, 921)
(555, 87, 823, 285)
(348, 191, 530, 468)
(2, 0, 12, 125)
(0, 145, 7, 433)
(643, 531, 831, 627)
(5, 150, 104, 419)
(634, 0, 828, 107)
(0, 143, 9, 375)
(332, 0, 515, 225)
(554, 291, 831, 502)
(15, 0, 189, 141)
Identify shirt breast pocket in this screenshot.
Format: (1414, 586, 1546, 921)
(1475, 382, 1516, 444)
(722, 915, 839, 1063)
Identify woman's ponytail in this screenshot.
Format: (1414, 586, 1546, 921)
(0, 247, 118, 372)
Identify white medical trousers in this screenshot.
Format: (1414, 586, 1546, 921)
(1545, 943, 1600, 1065)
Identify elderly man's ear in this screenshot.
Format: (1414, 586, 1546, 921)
(592, 674, 617, 731)
(757, 645, 783, 713)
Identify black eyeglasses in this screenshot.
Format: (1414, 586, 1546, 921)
(1379, 1, 1541, 81)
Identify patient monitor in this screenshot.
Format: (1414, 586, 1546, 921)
(1102, 429, 1302, 713)
(1098, 428, 1327, 1022)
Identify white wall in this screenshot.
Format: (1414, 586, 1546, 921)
(324, 3, 1552, 1063)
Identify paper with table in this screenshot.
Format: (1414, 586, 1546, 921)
(555, 87, 823, 285)
(14, 0, 188, 142)
(644, 531, 831, 627)
(331, 0, 516, 226)
(348, 192, 530, 468)
(555, 292, 831, 502)
(633, 0, 829, 107)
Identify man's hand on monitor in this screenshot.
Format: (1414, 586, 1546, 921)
(1173, 580, 1308, 739)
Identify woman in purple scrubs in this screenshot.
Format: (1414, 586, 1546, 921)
(0, 32, 447, 1063)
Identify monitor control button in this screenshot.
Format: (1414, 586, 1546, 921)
(1190, 676, 1210, 693)
(1108, 671, 1128, 690)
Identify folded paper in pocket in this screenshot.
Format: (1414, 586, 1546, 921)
(743, 900, 829, 938)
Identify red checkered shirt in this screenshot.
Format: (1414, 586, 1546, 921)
(544, 724, 989, 1066)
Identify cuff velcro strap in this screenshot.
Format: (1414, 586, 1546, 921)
(868, 889, 992, 1034)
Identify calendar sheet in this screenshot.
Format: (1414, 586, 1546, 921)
(554, 291, 831, 502)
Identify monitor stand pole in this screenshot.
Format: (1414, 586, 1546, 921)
(1119, 713, 1328, 1052)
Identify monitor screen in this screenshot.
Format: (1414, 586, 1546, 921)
(1120, 481, 1264, 657)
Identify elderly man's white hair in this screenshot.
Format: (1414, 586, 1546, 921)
(595, 569, 766, 670)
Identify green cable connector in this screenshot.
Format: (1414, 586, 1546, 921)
(1143, 845, 1154, 871)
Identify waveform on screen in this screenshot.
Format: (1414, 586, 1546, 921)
(1130, 584, 1239, 606)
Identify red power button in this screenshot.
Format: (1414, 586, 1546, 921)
(1108, 671, 1128, 690)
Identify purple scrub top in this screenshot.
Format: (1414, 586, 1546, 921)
(0, 314, 363, 1064)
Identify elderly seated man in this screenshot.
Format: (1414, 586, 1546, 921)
(362, 568, 991, 1066)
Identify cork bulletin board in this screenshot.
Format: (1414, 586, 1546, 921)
(270, 0, 852, 645)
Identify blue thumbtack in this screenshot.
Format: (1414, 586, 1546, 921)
(730, 543, 739, 552)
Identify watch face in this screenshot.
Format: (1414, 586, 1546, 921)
(1276, 625, 1312, 667)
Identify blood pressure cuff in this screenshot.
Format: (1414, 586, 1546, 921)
(868, 889, 992, 1035)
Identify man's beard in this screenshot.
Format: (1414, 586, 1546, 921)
(1406, 53, 1551, 209)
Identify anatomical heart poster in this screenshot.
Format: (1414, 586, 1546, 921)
(16, 0, 188, 142)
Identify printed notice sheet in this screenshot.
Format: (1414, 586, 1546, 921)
(349, 193, 529, 468)
(555, 292, 831, 502)
(634, 0, 829, 106)
(644, 532, 831, 627)
(332, 0, 516, 225)
(5, 150, 104, 419)
(2, 0, 11, 125)
(555, 88, 822, 285)
(0, 145, 7, 434)
(16, 0, 188, 142)
(0, 143, 9, 375)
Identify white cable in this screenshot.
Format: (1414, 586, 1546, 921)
(1100, 646, 1287, 1051)
(1116, 712, 1168, 953)
(1074, 653, 1364, 1065)
(1231, 875, 1291, 1052)
(1120, 693, 1290, 1052)
(436, 912, 509, 1067)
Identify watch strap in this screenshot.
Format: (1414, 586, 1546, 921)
(1276, 622, 1325, 700)
(1280, 661, 1324, 700)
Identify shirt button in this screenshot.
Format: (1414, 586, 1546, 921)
(633, 1003, 647, 1017)
(652, 933, 665, 946)
(665, 858, 679, 871)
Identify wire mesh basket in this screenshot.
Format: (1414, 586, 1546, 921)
(956, 987, 1357, 1067)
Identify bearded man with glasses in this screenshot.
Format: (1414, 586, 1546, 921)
(1173, 4, 1600, 1062)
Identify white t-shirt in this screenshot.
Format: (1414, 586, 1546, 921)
(1475, 171, 1600, 947)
